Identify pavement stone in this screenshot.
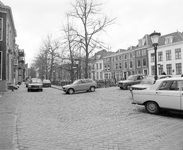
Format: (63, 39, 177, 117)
(1, 84, 183, 150)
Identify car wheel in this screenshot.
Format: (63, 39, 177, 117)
(126, 85, 131, 90)
(145, 101, 160, 114)
(27, 89, 30, 92)
(120, 87, 123, 90)
(90, 86, 95, 92)
(68, 88, 74, 94)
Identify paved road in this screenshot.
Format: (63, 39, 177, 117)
(1, 84, 183, 150)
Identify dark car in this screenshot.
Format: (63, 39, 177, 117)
(62, 79, 97, 94)
(43, 79, 51, 87)
(118, 74, 145, 90)
(130, 75, 172, 90)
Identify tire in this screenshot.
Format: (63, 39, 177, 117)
(145, 101, 160, 114)
(120, 87, 123, 90)
(126, 85, 131, 90)
(68, 88, 74, 94)
(27, 89, 30, 92)
(90, 86, 95, 92)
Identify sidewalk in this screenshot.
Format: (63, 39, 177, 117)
(51, 84, 63, 90)
(0, 87, 21, 150)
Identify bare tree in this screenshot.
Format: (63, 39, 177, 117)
(60, 15, 81, 82)
(69, 0, 115, 78)
(32, 34, 60, 81)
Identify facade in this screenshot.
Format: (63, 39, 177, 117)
(90, 49, 114, 81)
(0, 3, 17, 92)
(148, 31, 183, 77)
(134, 34, 151, 75)
(121, 47, 135, 80)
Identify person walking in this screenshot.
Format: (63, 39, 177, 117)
(161, 71, 166, 75)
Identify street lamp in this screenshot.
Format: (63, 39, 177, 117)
(150, 31, 161, 81)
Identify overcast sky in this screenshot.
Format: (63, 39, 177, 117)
(4, 0, 183, 66)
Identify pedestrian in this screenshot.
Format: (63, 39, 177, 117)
(161, 71, 166, 75)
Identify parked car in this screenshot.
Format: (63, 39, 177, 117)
(62, 79, 97, 94)
(131, 77, 183, 114)
(118, 74, 145, 90)
(43, 79, 51, 87)
(27, 78, 43, 92)
(130, 75, 172, 90)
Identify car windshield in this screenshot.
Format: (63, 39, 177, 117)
(127, 75, 135, 80)
(72, 80, 80, 84)
(140, 77, 154, 84)
(31, 78, 42, 83)
(43, 80, 50, 83)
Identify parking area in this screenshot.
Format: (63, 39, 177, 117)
(4, 85, 183, 150)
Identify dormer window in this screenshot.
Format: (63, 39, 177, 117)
(165, 36, 173, 45)
(138, 38, 146, 47)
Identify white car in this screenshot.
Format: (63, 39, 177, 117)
(132, 78, 183, 114)
(27, 78, 43, 92)
(130, 75, 172, 90)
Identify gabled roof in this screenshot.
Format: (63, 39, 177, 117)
(0, 2, 17, 37)
(149, 31, 183, 48)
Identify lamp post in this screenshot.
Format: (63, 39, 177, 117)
(150, 31, 161, 81)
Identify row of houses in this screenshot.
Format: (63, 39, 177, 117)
(0, 2, 27, 92)
(90, 31, 183, 82)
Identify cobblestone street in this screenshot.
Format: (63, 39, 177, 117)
(1, 85, 183, 150)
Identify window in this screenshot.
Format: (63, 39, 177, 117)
(119, 56, 121, 60)
(0, 51, 2, 80)
(170, 81, 179, 91)
(136, 51, 141, 57)
(142, 58, 147, 67)
(124, 54, 127, 59)
(166, 50, 171, 60)
(100, 72, 103, 80)
(0, 18, 3, 41)
(119, 63, 122, 69)
(142, 49, 146, 56)
(108, 65, 110, 71)
(159, 81, 171, 90)
(100, 63, 102, 69)
(130, 53, 133, 58)
(104, 65, 107, 71)
(158, 51, 163, 61)
(130, 61, 133, 68)
(124, 62, 127, 69)
(165, 36, 173, 44)
(116, 56, 118, 61)
(151, 53, 155, 62)
(159, 81, 179, 91)
(175, 48, 181, 59)
(96, 63, 98, 70)
(96, 72, 99, 80)
(151, 66, 155, 75)
(166, 64, 172, 75)
(158, 65, 163, 75)
(116, 63, 118, 69)
(93, 64, 95, 69)
(176, 63, 182, 75)
(137, 59, 141, 68)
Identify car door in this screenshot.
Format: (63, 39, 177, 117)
(180, 81, 183, 110)
(76, 80, 87, 91)
(155, 80, 181, 110)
